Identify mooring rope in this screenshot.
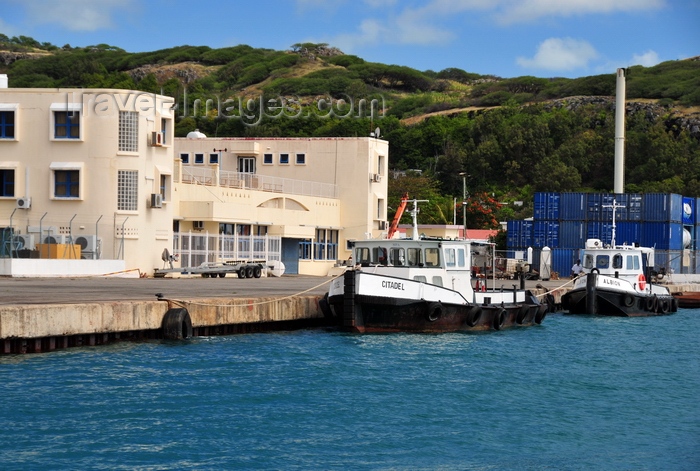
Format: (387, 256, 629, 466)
(532, 275, 580, 298)
(162, 276, 338, 309)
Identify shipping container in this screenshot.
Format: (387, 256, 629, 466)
(559, 221, 586, 249)
(640, 222, 684, 250)
(559, 192, 587, 221)
(534, 192, 560, 221)
(551, 248, 579, 278)
(586, 221, 614, 245)
(532, 220, 559, 248)
(682, 196, 695, 225)
(617, 193, 643, 221)
(642, 193, 682, 222)
(615, 221, 642, 246)
(506, 220, 533, 249)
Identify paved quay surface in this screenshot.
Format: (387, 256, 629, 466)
(0, 275, 571, 306)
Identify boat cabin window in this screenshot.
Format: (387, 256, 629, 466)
(613, 254, 623, 269)
(445, 248, 456, 267)
(583, 254, 595, 269)
(458, 249, 466, 267)
(413, 275, 427, 283)
(407, 248, 422, 266)
(355, 247, 371, 266)
(627, 255, 640, 270)
(390, 248, 405, 266)
(373, 247, 388, 265)
(596, 255, 610, 269)
(425, 248, 440, 267)
(432, 276, 443, 286)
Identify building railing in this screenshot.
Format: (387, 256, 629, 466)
(173, 231, 281, 268)
(179, 165, 338, 199)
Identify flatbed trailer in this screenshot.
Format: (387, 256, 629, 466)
(154, 260, 269, 278)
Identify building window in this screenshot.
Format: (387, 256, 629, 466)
(314, 229, 338, 260)
(54, 111, 80, 139)
(0, 111, 15, 139)
(238, 157, 256, 173)
(160, 174, 170, 201)
(280, 153, 289, 164)
(194, 153, 204, 164)
(117, 170, 138, 211)
(161, 118, 169, 144)
(0, 169, 15, 196)
(180, 153, 189, 164)
(263, 153, 273, 164)
(296, 153, 306, 165)
(209, 153, 219, 164)
(54, 170, 80, 198)
(378, 155, 384, 175)
(118, 111, 138, 152)
(299, 239, 312, 260)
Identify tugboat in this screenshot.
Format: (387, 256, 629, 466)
(323, 199, 547, 333)
(561, 199, 677, 317)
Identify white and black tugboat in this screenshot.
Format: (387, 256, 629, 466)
(561, 200, 677, 317)
(323, 199, 548, 333)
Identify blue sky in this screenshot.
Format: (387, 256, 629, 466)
(1, 0, 698, 78)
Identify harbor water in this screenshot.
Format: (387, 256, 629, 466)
(1, 311, 699, 470)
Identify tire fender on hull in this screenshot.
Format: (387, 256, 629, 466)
(466, 306, 482, 327)
(162, 308, 193, 340)
(426, 302, 443, 322)
(493, 309, 506, 330)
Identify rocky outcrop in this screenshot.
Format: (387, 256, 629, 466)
(0, 50, 49, 65)
(127, 62, 213, 84)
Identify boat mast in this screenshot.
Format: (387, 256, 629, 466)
(408, 199, 429, 240)
(602, 198, 625, 247)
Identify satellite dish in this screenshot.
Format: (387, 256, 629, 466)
(374, 127, 381, 138)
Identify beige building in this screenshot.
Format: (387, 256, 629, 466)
(0, 79, 388, 276)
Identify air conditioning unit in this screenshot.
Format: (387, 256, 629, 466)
(378, 221, 387, 230)
(372, 173, 382, 183)
(16, 197, 31, 209)
(43, 235, 67, 244)
(193, 221, 204, 230)
(75, 235, 100, 252)
(16, 234, 35, 250)
(150, 131, 163, 147)
(150, 193, 163, 208)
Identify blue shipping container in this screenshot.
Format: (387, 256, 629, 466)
(551, 248, 579, 278)
(587, 221, 614, 245)
(617, 193, 643, 221)
(586, 193, 641, 222)
(534, 192, 560, 221)
(559, 221, 586, 249)
(532, 220, 559, 248)
(640, 222, 684, 250)
(682, 196, 695, 225)
(615, 221, 642, 246)
(642, 193, 682, 222)
(507, 220, 533, 249)
(559, 193, 587, 221)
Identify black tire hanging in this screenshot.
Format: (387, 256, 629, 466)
(621, 293, 635, 308)
(162, 308, 193, 340)
(466, 306, 482, 327)
(535, 305, 547, 324)
(426, 302, 443, 322)
(516, 305, 529, 324)
(493, 309, 505, 330)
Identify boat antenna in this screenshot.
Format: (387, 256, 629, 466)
(602, 198, 625, 247)
(408, 199, 429, 240)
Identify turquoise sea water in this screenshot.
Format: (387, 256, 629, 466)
(1, 311, 699, 470)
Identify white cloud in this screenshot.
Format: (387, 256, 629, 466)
(23, 0, 134, 32)
(631, 50, 661, 67)
(517, 37, 599, 71)
(494, 0, 666, 24)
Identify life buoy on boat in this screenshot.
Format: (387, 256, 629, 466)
(427, 302, 443, 322)
(638, 274, 646, 291)
(621, 293, 635, 308)
(492, 309, 506, 330)
(466, 306, 482, 327)
(516, 305, 529, 324)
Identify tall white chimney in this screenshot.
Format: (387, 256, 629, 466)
(0, 74, 8, 88)
(614, 68, 626, 194)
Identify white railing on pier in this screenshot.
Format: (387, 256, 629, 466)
(174, 232, 281, 268)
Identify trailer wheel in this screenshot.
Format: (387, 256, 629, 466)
(219, 273, 226, 278)
(253, 265, 262, 278)
(238, 267, 247, 278)
(245, 266, 254, 278)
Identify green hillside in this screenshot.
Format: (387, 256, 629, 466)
(2, 35, 699, 227)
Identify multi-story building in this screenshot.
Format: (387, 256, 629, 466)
(0, 77, 388, 276)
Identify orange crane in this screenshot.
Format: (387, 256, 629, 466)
(387, 193, 409, 239)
